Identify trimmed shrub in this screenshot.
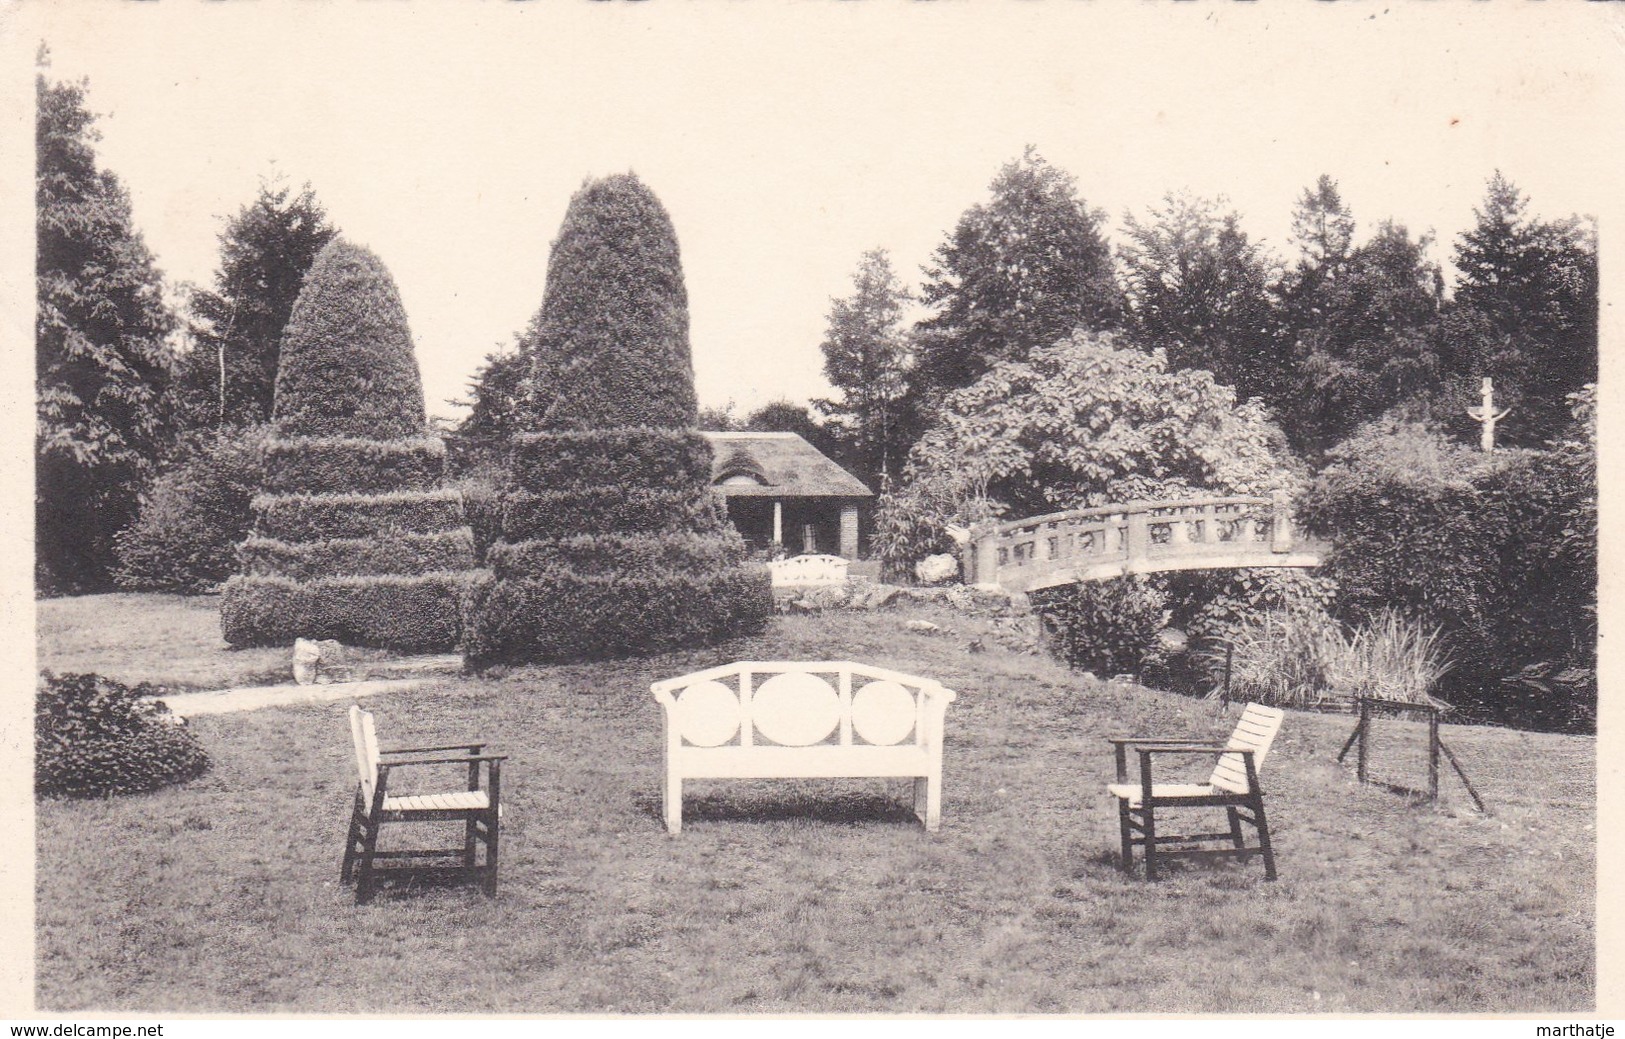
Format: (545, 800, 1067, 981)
(114, 428, 266, 594)
(251, 489, 466, 543)
(500, 487, 727, 540)
(462, 563, 772, 667)
(260, 436, 445, 495)
(466, 174, 772, 666)
(1032, 576, 1169, 677)
(488, 531, 748, 581)
(238, 530, 476, 580)
(518, 174, 699, 431)
(272, 240, 426, 440)
(36, 672, 210, 798)
(509, 429, 713, 492)
(220, 573, 479, 651)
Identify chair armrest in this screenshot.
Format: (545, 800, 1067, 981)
(1105, 736, 1210, 746)
(1133, 743, 1230, 757)
(381, 742, 487, 755)
(382, 754, 508, 767)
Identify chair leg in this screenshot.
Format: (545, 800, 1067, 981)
(464, 817, 477, 871)
(356, 816, 382, 905)
(1227, 806, 1246, 860)
(341, 798, 364, 884)
(1142, 805, 1159, 881)
(1117, 799, 1135, 874)
(1252, 796, 1277, 881)
(483, 811, 500, 897)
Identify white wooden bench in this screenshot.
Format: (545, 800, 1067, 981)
(651, 661, 957, 833)
(768, 553, 850, 588)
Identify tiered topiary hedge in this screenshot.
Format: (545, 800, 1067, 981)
(220, 240, 481, 652)
(463, 174, 770, 667)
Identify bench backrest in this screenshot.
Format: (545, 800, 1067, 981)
(1207, 703, 1284, 794)
(348, 705, 380, 804)
(652, 661, 955, 751)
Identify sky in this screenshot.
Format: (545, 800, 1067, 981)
(10, 3, 1622, 428)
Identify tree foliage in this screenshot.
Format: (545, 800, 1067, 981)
(816, 248, 915, 489)
(912, 148, 1122, 401)
(272, 239, 426, 440)
(36, 72, 177, 593)
(1278, 211, 1445, 452)
(519, 173, 698, 430)
(1445, 171, 1597, 446)
(875, 330, 1301, 570)
(1120, 192, 1283, 403)
(172, 180, 336, 430)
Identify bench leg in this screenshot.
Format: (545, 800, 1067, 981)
(1252, 795, 1277, 881)
(664, 772, 683, 834)
(914, 772, 942, 831)
(1117, 799, 1135, 873)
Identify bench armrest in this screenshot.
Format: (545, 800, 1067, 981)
(1106, 736, 1209, 746)
(382, 742, 487, 755)
(1133, 743, 1230, 757)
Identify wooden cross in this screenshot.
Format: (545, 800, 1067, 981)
(1466, 376, 1511, 453)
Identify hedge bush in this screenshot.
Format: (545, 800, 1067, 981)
(462, 563, 772, 667)
(114, 428, 266, 594)
(488, 530, 748, 581)
(238, 530, 477, 579)
(272, 239, 427, 440)
(500, 487, 727, 541)
(1299, 413, 1596, 732)
(220, 573, 478, 651)
(251, 489, 466, 543)
(509, 429, 713, 492)
(260, 436, 445, 495)
(37, 671, 210, 798)
(1031, 576, 1169, 677)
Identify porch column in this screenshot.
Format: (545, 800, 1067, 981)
(772, 499, 783, 546)
(839, 504, 859, 559)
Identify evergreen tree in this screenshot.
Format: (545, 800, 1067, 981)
(36, 71, 177, 593)
(1446, 172, 1597, 446)
(913, 147, 1122, 401)
(815, 248, 914, 489)
(1119, 193, 1284, 403)
(519, 174, 697, 430)
(464, 173, 770, 667)
(172, 180, 336, 430)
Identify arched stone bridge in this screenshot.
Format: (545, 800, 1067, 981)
(960, 492, 1327, 594)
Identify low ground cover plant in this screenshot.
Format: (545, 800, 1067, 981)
(36, 671, 209, 798)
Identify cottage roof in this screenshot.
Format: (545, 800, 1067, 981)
(701, 432, 874, 499)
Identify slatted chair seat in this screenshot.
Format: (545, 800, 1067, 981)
(383, 791, 491, 813)
(1105, 782, 1217, 806)
(341, 706, 506, 904)
(1106, 703, 1284, 881)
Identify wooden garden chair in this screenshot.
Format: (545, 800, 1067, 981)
(1106, 703, 1283, 881)
(341, 705, 506, 904)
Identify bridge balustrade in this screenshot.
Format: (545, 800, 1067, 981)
(963, 492, 1320, 593)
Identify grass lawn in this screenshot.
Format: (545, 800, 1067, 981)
(35, 594, 1595, 1013)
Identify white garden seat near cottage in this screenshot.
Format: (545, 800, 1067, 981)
(651, 661, 957, 833)
(768, 553, 850, 588)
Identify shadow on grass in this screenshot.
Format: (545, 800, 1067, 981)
(642, 789, 921, 828)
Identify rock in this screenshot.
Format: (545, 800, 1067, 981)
(914, 553, 959, 585)
(944, 586, 976, 611)
(968, 637, 986, 653)
(856, 583, 903, 610)
(293, 637, 349, 685)
(905, 619, 943, 634)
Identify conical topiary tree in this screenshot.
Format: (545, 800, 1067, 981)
(220, 239, 481, 651)
(464, 173, 771, 667)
